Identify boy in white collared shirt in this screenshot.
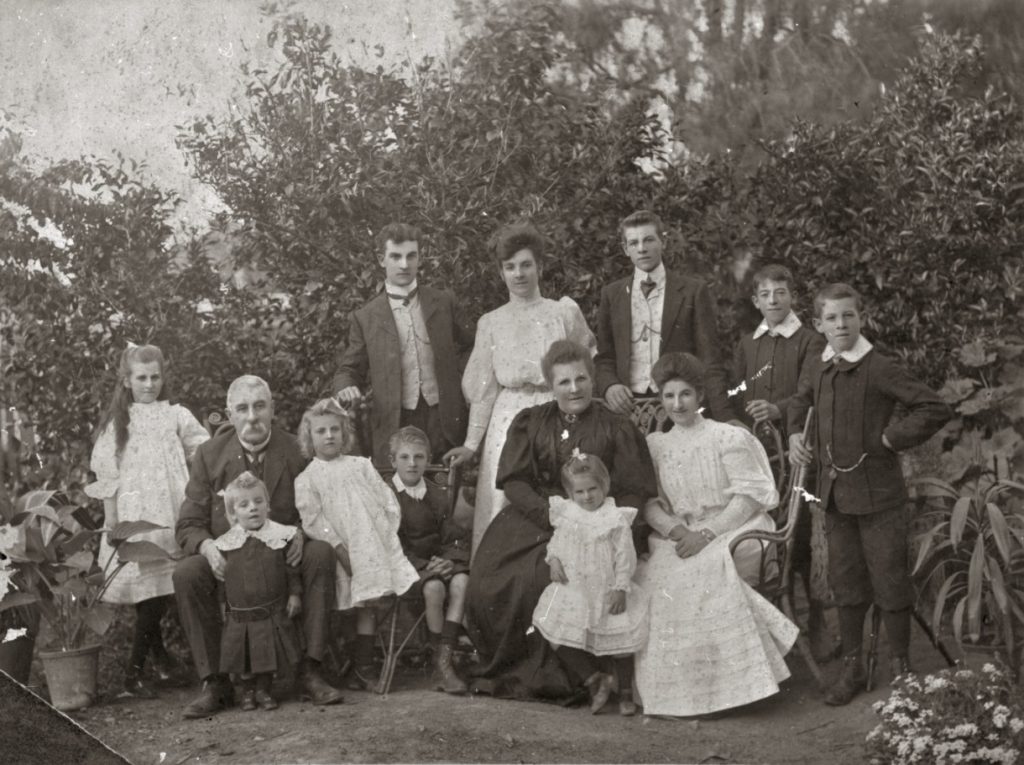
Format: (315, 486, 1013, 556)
(389, 426, 470, 694)
(788, 283, 951, 707)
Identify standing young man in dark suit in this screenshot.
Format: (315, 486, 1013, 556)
(596, 210, 732, 420)
(174, 375, 344, 719)
(333, 223, 472, 466)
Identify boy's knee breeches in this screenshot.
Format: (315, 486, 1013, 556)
(824, 502, 914, 611)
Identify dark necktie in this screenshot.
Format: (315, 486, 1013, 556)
(387, 287, 418, 307)
(244, 449, 265, 480)
(640, 278, 656, 298)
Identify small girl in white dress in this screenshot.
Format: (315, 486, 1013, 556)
(532, 452, 648, 716)
(85, 343, 209, 698)
(294, 398, 418, 691)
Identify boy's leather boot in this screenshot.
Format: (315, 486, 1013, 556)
(433, 642, 468, 695)
(824, 651, 866, 706)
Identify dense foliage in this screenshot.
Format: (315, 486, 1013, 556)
(1, 5, 1021, 489)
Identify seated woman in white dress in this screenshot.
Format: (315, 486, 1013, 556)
(634, 352, 799, 718)
(445, 223, 595, 554)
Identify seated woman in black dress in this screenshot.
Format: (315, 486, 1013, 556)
(465, 339, 657, 702)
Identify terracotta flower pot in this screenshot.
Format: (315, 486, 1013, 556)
(39, 644, 102, 711)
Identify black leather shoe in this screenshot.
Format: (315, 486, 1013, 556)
(300, 670, 345, 705)
(824, 654, 866, 706)
(182, 678, 234, 719)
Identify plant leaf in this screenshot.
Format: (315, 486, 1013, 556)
(83, 602, 116, 638)
(931, 572, 959, 637)
(952, 597, 966, 645)
(988, 560, 1010, 615)
(108, 520, 166, 544)
(116, 540, 173, 563)
(0, 592, 39, 612)
(62, 550, 94, 574)
(950, 496, 972, 547)
(910, 477, 958, 499)
(967, 535, 985, 642)
(985, 502, 1013, 566)
(912, 522, 946, 575)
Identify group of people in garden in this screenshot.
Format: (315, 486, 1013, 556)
(85, 210, 952, 722)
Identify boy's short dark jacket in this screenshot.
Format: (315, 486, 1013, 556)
(787, 348, 952, 516)
(392, 484, 470, 572)
(732, 324, 826, 431)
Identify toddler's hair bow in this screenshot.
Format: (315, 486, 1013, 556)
(571, 447, 588, 461)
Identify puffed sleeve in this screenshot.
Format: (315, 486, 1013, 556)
(175, 405, 210, 461)
(495, 408, 549, 524)
(611, 509, 639, 589)
(642, 434, 683, 536)
(543, 498, 572, 565)
(606, 415, 657, 513)
(84, 424, 119, 500)
(702, 426, 779, 537)
(559, 297, 597, 357)
(461, 312, 497, 453)
(296, 465, 347, 548)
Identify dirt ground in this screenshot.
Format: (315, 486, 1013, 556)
(45, 623, 952, 765)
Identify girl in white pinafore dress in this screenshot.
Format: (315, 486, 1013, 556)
(85, 343, 209, 698)
(294, 398, 418, 690)
(455, 223, 595, 557)
(532, 452, 648, 716)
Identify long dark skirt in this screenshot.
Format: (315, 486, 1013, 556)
(465, 504, 593, 701)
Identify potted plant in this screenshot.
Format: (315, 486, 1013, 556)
(911, 474, 1024, 678)
(0, 489, 173, 709)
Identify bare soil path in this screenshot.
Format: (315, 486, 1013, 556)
(61, 642, 947, 765)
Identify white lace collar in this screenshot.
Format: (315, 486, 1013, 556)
(752, 311, 802, 339)
(392, 472, 427, 500)
(821, 334, 873, 364)
(214, 519, 297, 551)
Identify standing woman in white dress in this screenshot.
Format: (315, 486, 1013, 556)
(634, 352, 799, 717)
(445, 223, 596, 554)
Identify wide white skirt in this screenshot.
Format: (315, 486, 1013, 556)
(634, 521, 799, 717)
(470, 385, 553, 558)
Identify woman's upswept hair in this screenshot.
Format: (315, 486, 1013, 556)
(297, 398, 356, 459)
(651, 352, 706, 397)
(560, 452, 611, 496)
(489, 222, 546, 269)
(540, 339, 595, 386)
(223, 470, 268, 517)
(96, 344, 169, 460)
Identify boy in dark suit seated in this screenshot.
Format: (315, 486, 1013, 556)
(389, 426, 470, 694)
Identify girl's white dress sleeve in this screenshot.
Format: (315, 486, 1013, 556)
(296, 465, 347, 548)
(612, 507, 638, 591)
(84, 424, 119, 500)
(175, 405, 210, 460)
(364, 459, 404, 535)
(461, 312, 497, 452)
(561, 297, 597, 357)
(544, 497, 572, 566)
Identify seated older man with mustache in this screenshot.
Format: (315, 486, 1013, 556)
(173, 375, 344, 718)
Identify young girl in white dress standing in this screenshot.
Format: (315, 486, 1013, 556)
(294, 398, 418, 691)
(85, 343, 209, 697)
(532, 452, 648, 716)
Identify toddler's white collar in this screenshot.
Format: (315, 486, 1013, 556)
(214, 519, 296, 551)
(822, 335, 873, 364)
(753, 311, 802, 339)
(391, 472, 427, 500)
